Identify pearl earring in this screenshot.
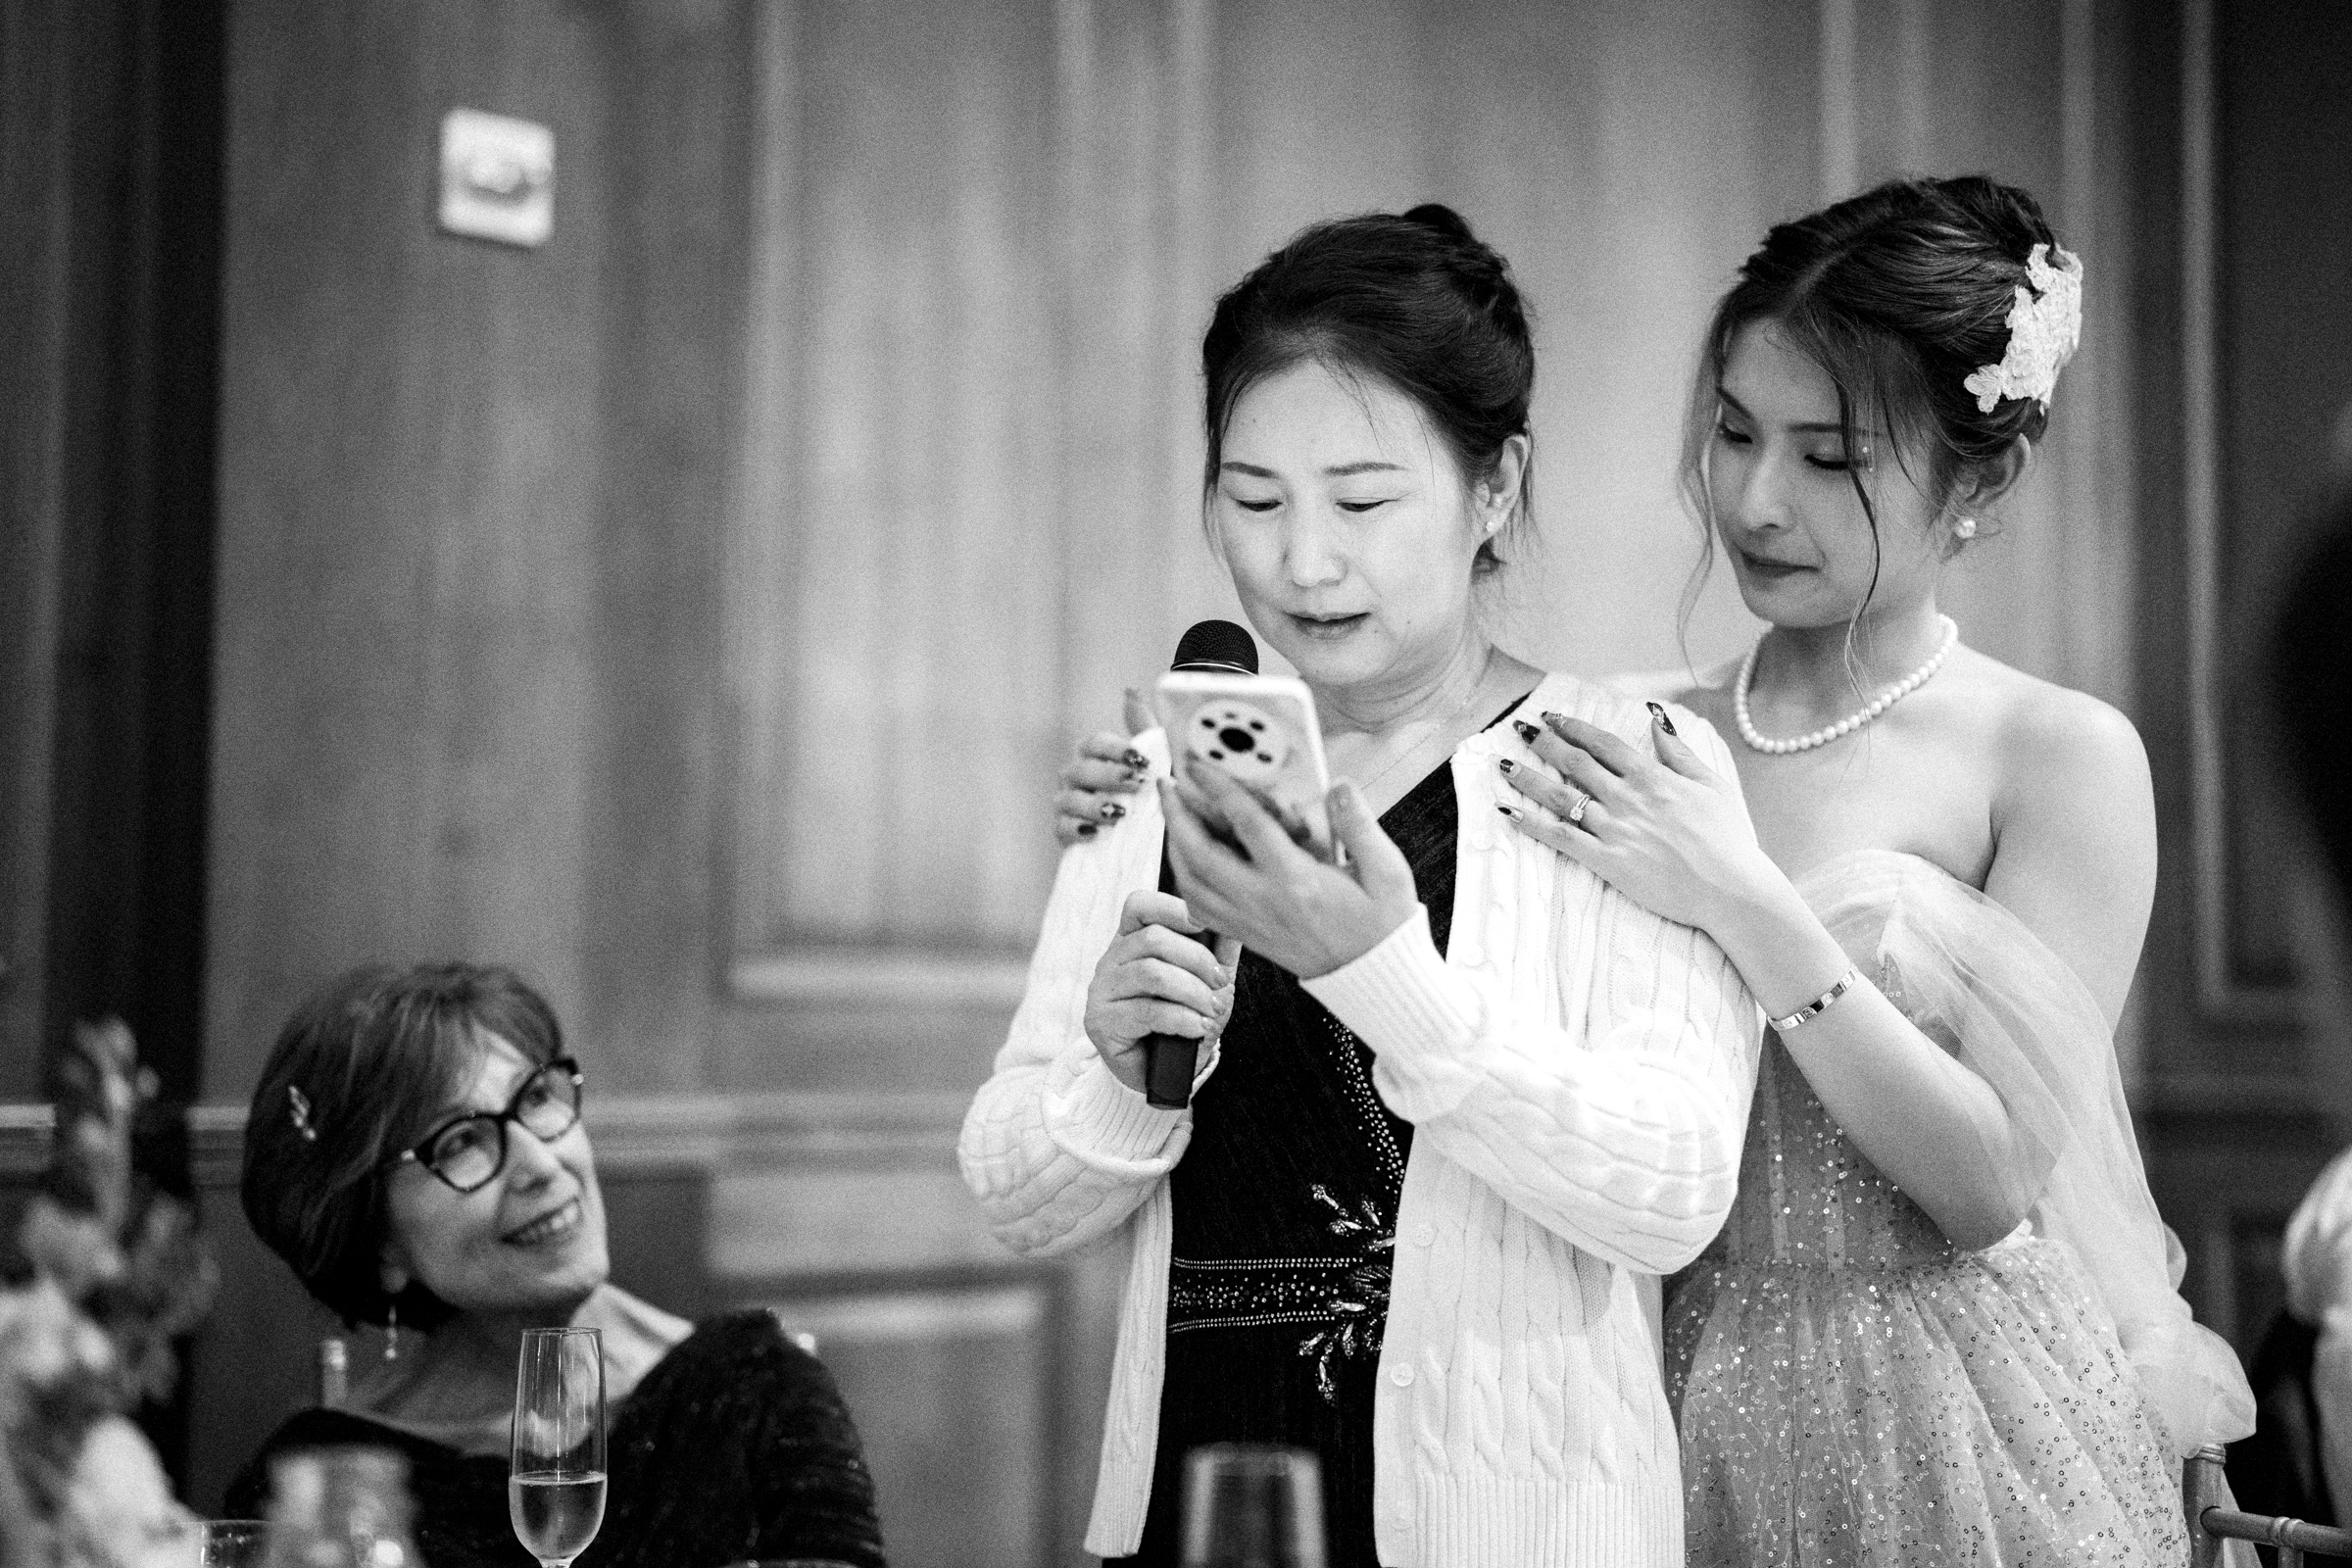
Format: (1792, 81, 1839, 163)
(384, 1297, 400, 1360)
(1954, 516, 1979, 540)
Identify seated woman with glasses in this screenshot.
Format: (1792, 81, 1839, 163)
(224, 961, 888, 1568)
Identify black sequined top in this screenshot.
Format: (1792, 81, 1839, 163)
(1110, 757, 1463, 1568)
(223, 1310, 887, 1568)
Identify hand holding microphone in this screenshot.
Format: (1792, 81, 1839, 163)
(1075, 620, 1258, 1108)
(1082, 891, 1241, 1100)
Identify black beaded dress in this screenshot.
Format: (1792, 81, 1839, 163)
(1109, 756, 1462, 1568)
(224, 1310, 887, 1568)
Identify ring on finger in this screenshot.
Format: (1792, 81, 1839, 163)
(1567, 790, 1594, 825)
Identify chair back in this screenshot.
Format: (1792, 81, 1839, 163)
(2189, 1444, 2352, 1565)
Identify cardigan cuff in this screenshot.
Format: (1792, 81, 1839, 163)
(1301, 906, 1485, 1062)
(1044, 1053, 1189, 1172)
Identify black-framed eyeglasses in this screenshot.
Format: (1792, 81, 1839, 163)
(395, 1057, 584, 1194)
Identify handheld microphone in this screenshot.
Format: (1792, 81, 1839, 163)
(1144, 620, 1257, 1109)
(1167, 617, 1257, 676)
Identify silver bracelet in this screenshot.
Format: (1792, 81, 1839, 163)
(1768, 968, 1860, 1033)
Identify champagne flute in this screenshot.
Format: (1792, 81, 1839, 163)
(511, 1326, 607, 1568)
(1180, 1444, 1326, 1568)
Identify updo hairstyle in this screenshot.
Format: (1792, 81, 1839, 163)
(1201, 203, 1538, 571)
(1683, 174, 2070, 550)
(241, 961, 565, 1331)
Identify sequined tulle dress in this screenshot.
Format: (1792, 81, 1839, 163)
(1665, 851, 2198, 1567)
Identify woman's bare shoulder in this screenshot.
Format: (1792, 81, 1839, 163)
(1947, 649, 2154, 869)
(1957, 652, 2149, 804)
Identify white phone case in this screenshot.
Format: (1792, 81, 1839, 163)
(1154, 670, 1334, 860)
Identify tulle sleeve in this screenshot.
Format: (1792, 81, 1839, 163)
(2284, 1146, 2352, 1510)
(1802, 852, 2257, 1456)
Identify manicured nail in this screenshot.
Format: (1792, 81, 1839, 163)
(1495, 803, 1522, 820)
(1645, 701, 1677, 735)
(1541, 710, 1566, 728)
(1496, 758, 1516, 774)
(1123, 749, 1149, 771)
(1076, 821, 1098, 839)
(1511, 720, 1540, 744)
(1101, 801, 1127, 822)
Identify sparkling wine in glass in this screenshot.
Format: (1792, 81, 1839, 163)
(511, 1326, 608, 1568)
(1180, 1444, 1326, 1568)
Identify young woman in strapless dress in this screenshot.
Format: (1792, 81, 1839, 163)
(1492, 175, 2255, 1565)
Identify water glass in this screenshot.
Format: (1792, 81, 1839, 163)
(261, 1447, 417, 1567)
(511, 1326, 607, 1568)
(1180, 1444, 1326, 1568)
(199, 1520, 270, 1568)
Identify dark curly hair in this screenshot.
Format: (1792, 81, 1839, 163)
(241, 961, 566, 1331)
(1201, 202, 1537, 572)
(1682, 174, 2074, 616)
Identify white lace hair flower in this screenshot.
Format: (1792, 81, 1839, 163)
(1962, 242, 2083, 415)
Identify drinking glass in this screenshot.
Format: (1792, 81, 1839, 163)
(261, 1447, 416, 1568)
(199, 1520, 270, 1568)
(1180, 1444, 1326, 1568)
(510, 1326, 607, 1568)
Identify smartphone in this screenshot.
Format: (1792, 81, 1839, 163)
(1154, 670, 1334, 861)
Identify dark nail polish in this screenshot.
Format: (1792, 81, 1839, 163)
(1512, 720, 1540, 744)
(1076, 821, 1098, 839)
(1541, 711, 1565, 727)
(1495, 803, 1521, 820)
(1123, 749, 1149, 771)
(1496, 758, 1516, 774)
(1101, 801, 1127, 822)
(1645, 701, 1678, 736)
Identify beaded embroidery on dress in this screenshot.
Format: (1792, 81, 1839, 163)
(1666, 849, 2251, 1566)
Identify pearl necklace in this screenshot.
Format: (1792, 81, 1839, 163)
(1735, 615, 1959, 756)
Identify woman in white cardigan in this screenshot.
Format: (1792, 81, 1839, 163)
(958, 205, 1760, 1568)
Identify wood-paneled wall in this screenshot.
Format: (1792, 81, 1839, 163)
(206, 0, 741, 1101)
(174, 1, 2160, 1561)
(2132, 0, 2352, 1351)
(2, 0, 226, 1108)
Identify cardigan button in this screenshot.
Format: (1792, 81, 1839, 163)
(1453, 940, 1484, 967)
(1410, 1222, 1437, 1247)
(1389, 1365, 1415, 1388)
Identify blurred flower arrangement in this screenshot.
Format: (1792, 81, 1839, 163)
(0, 1019, 219, 1566)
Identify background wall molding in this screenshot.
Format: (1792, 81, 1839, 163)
(2177, 0, 2297, 1040)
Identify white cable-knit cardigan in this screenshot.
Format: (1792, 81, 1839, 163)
(958, 673, 1763, 1566)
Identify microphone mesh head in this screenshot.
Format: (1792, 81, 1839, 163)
(1171, 619, 1258, 674)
